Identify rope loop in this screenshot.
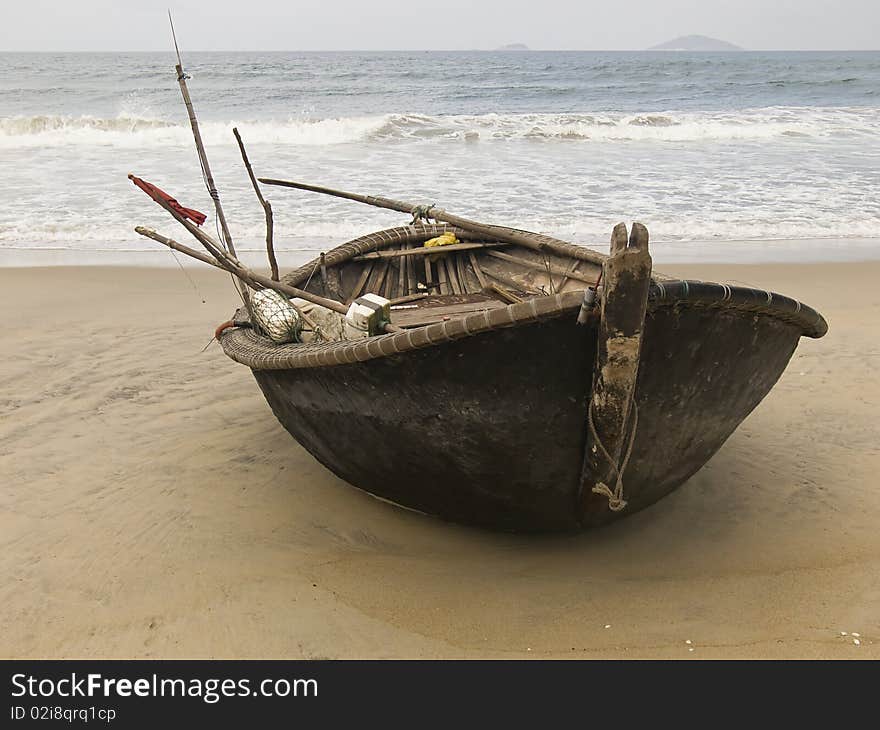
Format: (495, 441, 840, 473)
(587, 397, 639, 511)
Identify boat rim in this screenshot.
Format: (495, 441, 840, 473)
(219, 224, 828, 371)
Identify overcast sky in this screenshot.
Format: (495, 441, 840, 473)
(1, 0, 877, 51)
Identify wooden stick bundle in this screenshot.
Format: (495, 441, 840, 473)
(134, 225, 402, 334)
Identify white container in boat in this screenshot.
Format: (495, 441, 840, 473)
(250, 289, 303, 343)
(345, 293, 391, 335)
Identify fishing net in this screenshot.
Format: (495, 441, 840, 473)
(249, 289, 303, 344)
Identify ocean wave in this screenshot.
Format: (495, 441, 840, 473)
(4, 212, 880, 246)
(2, 107, 879, 148)
(0, 114, 176, 135)
(0, 113, 392, 148)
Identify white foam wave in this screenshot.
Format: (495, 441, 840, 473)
(4, 215, 879, 247)
(0, 114, 392, 149)
(2, 107, 878, 149)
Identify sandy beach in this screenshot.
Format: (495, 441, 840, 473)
(1, 259, 877, 659)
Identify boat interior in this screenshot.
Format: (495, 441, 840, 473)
(298, 230, 604, 329)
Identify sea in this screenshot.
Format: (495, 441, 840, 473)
(1, 50, 879, 266)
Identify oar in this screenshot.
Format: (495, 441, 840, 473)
(258, 178, 607, 267)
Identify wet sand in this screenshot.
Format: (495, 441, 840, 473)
(1, 261, 878, 658)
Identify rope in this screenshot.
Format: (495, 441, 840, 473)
(587, 396, 639, 511)
(302, 258, 321, 292)
(410, 204, 435, 225)
(168, 248, 206, 303)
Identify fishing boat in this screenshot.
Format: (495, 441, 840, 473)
(210, 199, 826, 531)
(130, 34, 828, 531)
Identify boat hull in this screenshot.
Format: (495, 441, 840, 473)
(252, 304, 800, 531)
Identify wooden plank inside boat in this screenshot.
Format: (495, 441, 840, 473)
(389, 293, 508, 328)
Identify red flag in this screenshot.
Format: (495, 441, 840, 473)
(128, 174, 207, 226)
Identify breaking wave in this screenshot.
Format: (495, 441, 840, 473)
(2, 107, 878, 148)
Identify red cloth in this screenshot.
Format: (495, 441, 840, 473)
(129, 174, 207, 226)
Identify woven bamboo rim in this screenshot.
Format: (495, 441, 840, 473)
(280, 223, 623, 289)
(220, 226, 827, 371)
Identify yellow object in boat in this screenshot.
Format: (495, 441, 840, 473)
(423, 232, 458, 248)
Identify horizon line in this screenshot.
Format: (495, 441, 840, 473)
(2, 48, 880, 53)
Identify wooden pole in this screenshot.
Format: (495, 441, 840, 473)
(135, 226, 224, 269)
(135, 225, 402, 334)
(169, 13, 248, 306)
(130, 174, 238, 269)
(258, 177, 608, 266)
(232, 126, 278, 281)
(130, 180, 347, 315)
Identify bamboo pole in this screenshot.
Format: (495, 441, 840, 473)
(134, 226, 356, 317)
(129, 173, 241, 271)
(171, 18, 234, 256)
(232, 127, 278, 281)
(138, 226, 402, 335)
(130, 184, 404, 329)
(258, 177, 608, 266)
(134, 226, 326, 331)
(135, 226, 224, 269)
(169, 15, 249, 307)
(168, 24, 227, 244)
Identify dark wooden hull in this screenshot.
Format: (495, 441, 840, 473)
(252, 303, 801, 531)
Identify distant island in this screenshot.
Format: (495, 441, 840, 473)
(649, 35, 742, 51)
(496, 43, 530, 51)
